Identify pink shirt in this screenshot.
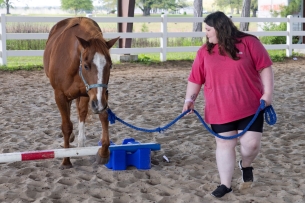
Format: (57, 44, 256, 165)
(188, 36, 273, 124)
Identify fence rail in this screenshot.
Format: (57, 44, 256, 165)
(0, 14, 304, 65)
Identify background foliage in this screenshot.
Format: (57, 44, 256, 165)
(61, 0, 94, 15)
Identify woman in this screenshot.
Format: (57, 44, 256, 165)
(182, 11, 274, 198)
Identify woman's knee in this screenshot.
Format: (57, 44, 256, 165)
(243, 142, 261, 153)
(215, 131, 238, 146)
(240, 132, 262, 152)
(216, 138, 237, 148)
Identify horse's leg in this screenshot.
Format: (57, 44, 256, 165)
(96, 111, 110, 164)
(55, 91, 73, 169)
(76, 97, 89, 147)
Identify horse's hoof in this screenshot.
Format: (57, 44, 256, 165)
(59, 164, 73, 170)
(58, 132, 64, 137)
(60, 143, 76, 148)
(95, 152, 109, 165)
(69, 132, 75, 143)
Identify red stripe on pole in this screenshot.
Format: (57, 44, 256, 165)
(21, 151, 55, 161)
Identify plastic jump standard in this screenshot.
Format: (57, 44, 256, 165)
(98, 138, 161, 171)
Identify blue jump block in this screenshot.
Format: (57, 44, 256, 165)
(98, 138, 161, 171)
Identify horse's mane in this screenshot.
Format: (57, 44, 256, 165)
(46, 17, 111, 62)
(77, 19, 112, 62)
(46, 18, 78, 45)
(90, 37, 112, 62)
(46, 17, 103, 45)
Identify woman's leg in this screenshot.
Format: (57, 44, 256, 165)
(215, 131, 238, 188)
(238, 131, 262, 167)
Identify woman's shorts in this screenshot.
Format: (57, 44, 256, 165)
(211, 111, 264, 133)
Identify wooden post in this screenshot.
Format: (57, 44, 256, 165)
(301, 0, 305, 44)
(117, 0, 135, 49)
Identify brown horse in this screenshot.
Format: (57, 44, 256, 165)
(43, 17, 119, 169)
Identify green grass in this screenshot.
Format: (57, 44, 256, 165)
(1, 50, 302, 71)
(137, 50, 303, 64)
(137, 52, 196, 64)
(268, 50, 303, 62)
(1, 56, 43, 71)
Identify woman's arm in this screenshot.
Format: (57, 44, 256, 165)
(259, 66, 274, 106)
(182, 81, 202, 113)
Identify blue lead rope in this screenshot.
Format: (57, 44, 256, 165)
(107, 100, 277, 140)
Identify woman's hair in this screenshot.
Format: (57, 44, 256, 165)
(204, 11, 257, 60)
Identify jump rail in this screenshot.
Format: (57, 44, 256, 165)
(0, 14, 305, 65)
(0, 143, 160, 163)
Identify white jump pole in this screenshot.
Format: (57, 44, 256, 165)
(0, 143, 160, 163)
(0, 146, 100, 163)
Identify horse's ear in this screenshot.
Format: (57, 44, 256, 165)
(106, 37, 120, 49)
(76, 36, 90, 49)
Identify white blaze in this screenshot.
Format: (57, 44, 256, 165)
(93, 53, 106, 111)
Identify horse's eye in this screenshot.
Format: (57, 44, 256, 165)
(84, 65, 89, 70)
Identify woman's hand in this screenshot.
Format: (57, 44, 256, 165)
(260, 66, 274, 107)
(182, 100, 195, 115)
(183, 81, 202, 115)
(260, 93, 272, 106)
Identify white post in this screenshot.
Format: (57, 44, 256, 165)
(286, 15, 293, 57)
(160, 14, 167, 62)
(0, 13, 7, 65)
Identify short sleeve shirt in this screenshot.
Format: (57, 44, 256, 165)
(188, 36, 273, 124)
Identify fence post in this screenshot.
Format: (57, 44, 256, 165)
(0, 13, 7, 65)
(286, 15, 292, 57)
(160, 14, 167, 62)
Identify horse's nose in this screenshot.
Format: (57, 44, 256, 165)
(91, 100, 99, 113)
(91, 99, 107, 114)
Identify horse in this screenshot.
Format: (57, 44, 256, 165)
(43, 17, 119, 169)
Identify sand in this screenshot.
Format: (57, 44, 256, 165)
(0, 59, 304, 203)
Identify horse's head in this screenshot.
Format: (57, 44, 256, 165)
(76, 35, 119, 114)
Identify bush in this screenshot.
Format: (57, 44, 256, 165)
(141, 23, 149, 33)
(260, 22, 299, 44)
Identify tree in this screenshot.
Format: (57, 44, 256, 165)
(193, 0, 202, 42)
(98, 0, 117, 14)
(136, 0, 188, 16)
(136, 0, 154, 16)
(240, 0, 251, 31)
(214, 0, 230, 11)
(0, 0, 20, 14)
(61, 0, 94, 15)
(278, 0, 301, 17)
(250, 0, 257, 17)
(233, 0, 243, 14)
(153, 0, 188, 13)
(214, 0, 242, 15)
(193, 0, 202, 31)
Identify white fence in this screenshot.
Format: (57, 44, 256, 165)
(0, 14, 305, 65)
